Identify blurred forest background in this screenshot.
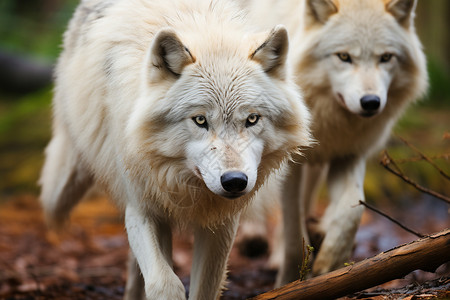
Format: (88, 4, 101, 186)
(1, 0, 448, 202)
(0, 0, 449, 299)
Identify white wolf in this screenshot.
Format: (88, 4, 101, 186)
(243, 0, 428, 286)
(39, 0, 311, 299)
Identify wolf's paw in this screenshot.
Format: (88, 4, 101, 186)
(307, 216, 324, 253)
(145, 275, 186, 300)
(312, 257, 334, 276)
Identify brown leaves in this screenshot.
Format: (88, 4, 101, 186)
(0, 195, 127, 299)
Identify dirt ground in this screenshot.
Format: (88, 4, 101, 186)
(0, 194, 449, 300)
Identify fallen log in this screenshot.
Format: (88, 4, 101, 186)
(250, 229, 450, 300)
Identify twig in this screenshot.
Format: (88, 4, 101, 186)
(358, 200, 425, 238)
(299, 239, 314, 281)
(380, 150, 450, 204)
(397, 135, 450, 181)
(394, 153, 450, 164)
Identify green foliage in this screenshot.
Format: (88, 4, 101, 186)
(0, 90, 51, 138)
(0, 89, 52, 194)
(0, 0, 77, 58)
(0, 1, 76, 193)
(426, 57, 450, 106)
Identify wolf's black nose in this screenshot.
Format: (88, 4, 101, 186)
(360, 95, 380, 112)
(221, 171, 248, 193)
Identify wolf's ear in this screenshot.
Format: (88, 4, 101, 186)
(250, 25, 289, 79)
(305, 0, 338, 26)
(386, 0, 416, 28)
(149, 28, 195, 80)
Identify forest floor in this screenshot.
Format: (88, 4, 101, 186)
(0, 194, 448, 300)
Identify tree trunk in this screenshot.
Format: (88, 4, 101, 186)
(251, 229, 450, 300)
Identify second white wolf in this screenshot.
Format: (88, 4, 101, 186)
(242, 0, 428, 286)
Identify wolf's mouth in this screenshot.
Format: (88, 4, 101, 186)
(222, 192, 245, 199)
(193, 167, 203, 179)
(359, 111, 377, 118)
(336, 93, 347, 109)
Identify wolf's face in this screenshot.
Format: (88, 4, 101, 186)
(179, 70, 302, 198)
(306, 0, 419, 118)
(128, 26, 310, 200)
(183, 98, 265, 199)
(322, 28, 400, 118)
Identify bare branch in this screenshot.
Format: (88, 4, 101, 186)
(396, 135, 450, 181)
(394, 153, 450, 164)
(380, 150, 450, 204)
(358, 200, 425, 238)
(251, 229, 450, 300)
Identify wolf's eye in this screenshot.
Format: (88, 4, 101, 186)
(246, 113, 260, 128)
(380, 53, 393, 63)
(192, 115, 208, 129)
(336, 53, 352, 63)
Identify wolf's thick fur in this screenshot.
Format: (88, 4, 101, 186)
(39, 0, 311, 299)
(243, 0, 428, 285)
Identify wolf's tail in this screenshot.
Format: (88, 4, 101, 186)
(39, 131, 93, 228)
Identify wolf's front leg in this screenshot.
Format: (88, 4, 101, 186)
(312, 157, 366, 275)
(274, 161, 303, 287)
(274, 162, 326, 286)
(125, 205, 185, 300)
(124, 251, 145, 300)
(189, 214, 240, 300)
